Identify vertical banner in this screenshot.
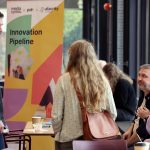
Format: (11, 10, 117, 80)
(4, 0, 64, 130)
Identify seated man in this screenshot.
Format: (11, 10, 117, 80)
(123, 64, 150, 150)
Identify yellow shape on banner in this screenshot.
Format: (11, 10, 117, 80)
(30, 2, 64, 72)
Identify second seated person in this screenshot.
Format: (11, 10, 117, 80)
(103, 63, 137, 121)
(52, 40, 117, 150)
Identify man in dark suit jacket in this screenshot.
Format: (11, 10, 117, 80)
(0, 11, 5, 149)
(123, 64, 150, 149)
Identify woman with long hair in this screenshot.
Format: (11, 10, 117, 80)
(103, 63, 137, 121)
(52, 40, 117, 150)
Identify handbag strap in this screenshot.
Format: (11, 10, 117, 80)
(73, 81, 85, 109)
(74, 88, 87, 122)
(69, 72, 85, 107)
(69, 73, 87, 122)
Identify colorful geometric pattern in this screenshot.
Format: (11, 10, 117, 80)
(4, 1, 64, 124)
(32, 45, 62, 104)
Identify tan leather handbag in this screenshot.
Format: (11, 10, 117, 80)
(84, 111, 120, 140)
(75, 89, 120, 140)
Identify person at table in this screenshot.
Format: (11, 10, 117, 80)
(52, 39, 117, 150)
(103, 63, 137, 121)
(0, 124, 5, 149)
(123, 64, 150, 150)
(0, 11, 5, 149)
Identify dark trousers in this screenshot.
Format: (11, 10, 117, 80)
(55, 141, 72, 150)
(55, 136, 83, 150)
(0, 134, 5, 149)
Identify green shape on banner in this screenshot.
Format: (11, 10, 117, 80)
(6, 15, 32, 55)
(6, 15, 33, 75)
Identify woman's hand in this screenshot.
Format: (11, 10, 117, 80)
(123, 129, 132, 140)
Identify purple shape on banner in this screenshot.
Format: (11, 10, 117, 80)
(3, 88, 27, 119)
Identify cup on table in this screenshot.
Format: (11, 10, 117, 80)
(134, 142, 149, 150)
(32, 116, 42, 132)
(32, 116, 42, 124)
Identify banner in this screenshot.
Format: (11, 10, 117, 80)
(4, 0, 64, 149)
(4, 0, 64, 150)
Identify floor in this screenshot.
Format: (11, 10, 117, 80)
(3, 143, 25, 150)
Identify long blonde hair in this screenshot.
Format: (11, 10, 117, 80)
(66, 39, 108, 111)
(103, 63, 133, 92)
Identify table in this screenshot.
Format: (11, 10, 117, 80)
(23, 121, 54, 150)
(23, 121, 54, 136)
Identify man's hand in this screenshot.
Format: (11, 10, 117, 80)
(136, 106, 150, 119)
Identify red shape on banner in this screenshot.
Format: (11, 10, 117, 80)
(32, 45, 62, 104)
(46, 103, 52, 118)
(104, 3, 112, 11)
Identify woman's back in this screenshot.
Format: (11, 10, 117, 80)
(114, 78, 137, 121)
(52, 40, 117, 150)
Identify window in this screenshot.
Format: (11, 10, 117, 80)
(63, 0, 83, 70)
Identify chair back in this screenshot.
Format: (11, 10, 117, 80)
(73, 139, 127, 150)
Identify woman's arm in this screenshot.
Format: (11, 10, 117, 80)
(106, 82, 117, 120)
(52, 76, 64, 134)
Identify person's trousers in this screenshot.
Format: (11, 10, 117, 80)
(55, 141, 72, 150)
(0, 133, 5, 149)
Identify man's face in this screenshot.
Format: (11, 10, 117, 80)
(0, 18, 3, 33)
(137, 68, 150, 94)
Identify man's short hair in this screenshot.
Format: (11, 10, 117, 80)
(0, 11, 4, 18)
(139, 64, 150, 70)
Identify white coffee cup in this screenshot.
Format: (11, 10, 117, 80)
(134, 142, 149, 150)
(32, 116, 42, 124)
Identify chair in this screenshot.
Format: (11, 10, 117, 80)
(3, 129, 31, 150)
(73, 139, 128, 150)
